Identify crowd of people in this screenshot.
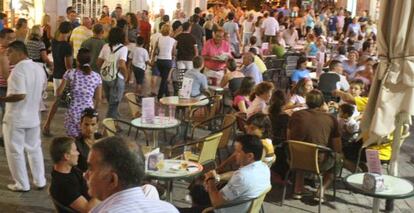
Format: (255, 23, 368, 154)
(0, 1, 385, 212)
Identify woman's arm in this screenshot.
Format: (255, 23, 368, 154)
(238, 100, 248, 113)
(94, 84, 102, 109)
(56, 79, 67, 97)
(40, 50, 53, 68)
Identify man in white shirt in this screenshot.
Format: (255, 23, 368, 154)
(85, 136, 179, 213)
(282, 25, 299, 46)
(261, 11, 279, 43)
(1, 41, 46, 192)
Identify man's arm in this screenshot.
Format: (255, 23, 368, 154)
(64, 56, 73, 71)
(204, 172, 227, 208)
(0, 94, 26, 102)
(0, 51, 10, 80)
(70, 196, 100, 213)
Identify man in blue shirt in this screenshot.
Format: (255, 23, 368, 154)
(328, 11, 338, 36)
(204, 134, 271, 212)
(241, 53, 262, 85)
(183, 56, 209, 97)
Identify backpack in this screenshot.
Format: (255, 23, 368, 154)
(100, 45, 124, 82)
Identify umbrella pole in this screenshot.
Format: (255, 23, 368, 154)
(386, 112, 411, 212)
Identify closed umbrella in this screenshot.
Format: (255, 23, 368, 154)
(360, 0, 414, 177)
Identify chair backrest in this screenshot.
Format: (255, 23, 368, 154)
(264, 56, 285, 70)
(235, 112, 247, 133)
(171, 68, 187, 94)
(102, 118, 116, 137)
(287, 140, 321, 174)
(248, 187, 272, 213)
(125, 93, 141, 118)
(198, 132, 223, 165)
(218, 114, 236, 149)
(208, 95, 222, 119)
(49, 187, 76, 213)
(285, 53, 302, 76)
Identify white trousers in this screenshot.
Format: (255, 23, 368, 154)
(177, 61, 193, 70)
(3, 123, 46, 190)
(53, 78, 62, 97)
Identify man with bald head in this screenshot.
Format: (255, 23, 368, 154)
(241, 52, 262, 84)
(70, 17, 93, 58)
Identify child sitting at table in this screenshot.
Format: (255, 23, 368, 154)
(243, 35, 260, 55)
(333, 79, 368, 114)
(183, 56, 210, 98)
(338, 103, 360, 144)
(233, 77, 255, 113)
(290, 56, 310, 85)
(246, 81, 274, 118)
(285, 78, 313, 112)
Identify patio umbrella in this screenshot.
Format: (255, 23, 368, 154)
(360, 0, 414, 176)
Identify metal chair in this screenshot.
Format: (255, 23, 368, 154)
(281, 140, 337, 213)
(124, 93, 141, 118)
(202, 187, 272, 213)
(102, 118, 149, 146)
(171, 68, 187, 95)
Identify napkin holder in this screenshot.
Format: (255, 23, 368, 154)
(147, 152, 164, 171)
(362, 173, 385, 193)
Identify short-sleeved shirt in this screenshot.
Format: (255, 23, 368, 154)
(4, 59, 45, 128)
(202, 39, 231, 71)
(191, 23, 205, 51)
(291, 69, 310, 83)
(81, 37, 106, 72)
(247, 96, 267, 118)
(242, 63, 263, 85)
(50, 167, 90, 210)
(328, 16, 338, 32)
(233, 95, 251, 111)
(219, 161, 270, 213)
(355, 96, 368, 112)
(254, 56, 267, 73)
(223, 21, 239, 43)
(129, 46, 149, 70)
(261, 17, 279, 36)
(183, 68, 208, 97)
(175, 33, 197, 61)
(75, 133, 103, 172)
(288, 109, 340, 147)
(98, 44, 128, 79)
(51, 40, 73, 79)
(157, 36, 176, 60)
(26, 39, 46, 62)
(70, 26, 93, 58)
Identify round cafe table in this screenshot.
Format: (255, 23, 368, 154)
(131, 116, 180, 148)
(146, 159, 203, 203)
(344, 173, 414, 213)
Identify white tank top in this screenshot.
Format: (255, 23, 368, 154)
(157, 36, 176, 60)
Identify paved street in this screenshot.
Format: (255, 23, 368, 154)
(0, 78, 413, 213)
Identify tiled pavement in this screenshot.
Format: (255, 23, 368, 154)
(0, 76, 414, 213)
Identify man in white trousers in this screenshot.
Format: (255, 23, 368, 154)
(1, 40, 46, 192)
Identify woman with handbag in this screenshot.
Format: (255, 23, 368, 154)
(44, 48, 102, 137)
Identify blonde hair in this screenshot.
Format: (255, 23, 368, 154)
(42, 14, 50, 26)
(160, 24, 171, 36)
(28, 25, 42, 40)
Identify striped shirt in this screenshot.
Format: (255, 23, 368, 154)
(0, 64, 14, 87)
(69, 26, 92, 58)
(26, 39, 46, 62)
(90, 187, 178, 213)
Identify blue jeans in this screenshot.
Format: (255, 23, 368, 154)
(103, 78, 125, 118)
(157, 59, 172, 99)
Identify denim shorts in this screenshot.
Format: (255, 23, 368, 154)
(151, 64, 160, 76)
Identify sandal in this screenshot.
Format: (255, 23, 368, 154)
(292, 193, 302, 200)
(42, 129, 52, 137)
(314, 193, 325, 203)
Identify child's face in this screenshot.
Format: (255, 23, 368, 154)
(350, 84, 363, 97)
(304, 80, 313, 93)
(245, 124, 263, 138)
(339, 110, 350, 119)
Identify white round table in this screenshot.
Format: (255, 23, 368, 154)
(131, 116, 180, 148)
(344, 173, 414, 213)
(146, 159, 203, 203)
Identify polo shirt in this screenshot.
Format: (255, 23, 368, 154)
(183, 68, 208, 97)
(70, 26, 93, 58)
(242, 63, 262, 85)
(202, 39, 231, 71)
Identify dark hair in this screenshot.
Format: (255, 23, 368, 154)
(306, 89, 325, 109)
(338, 46, 347, 55)
(250, 81, 274, 101)
(235, 134, 263, 161)
(362, 40, 372, 51)
(77, 48, 92, 74)
(350, 79, 365, 89)
(16, 18, 27, 29)
(339, 103, 355, 117)
(292, 78, 311, 96)
(81, 107, 98, 122)
(249, 36, 257, 45)
(172, 20, 182, 31)
(116, 18, 127, 29)
(8, 40, 28, 56)
(158, 22, 166, 31)
(92, 136, 145, 188)
(246, 112, 272, 139)
(0, 12, 7, 20)
(227, 12, 235, 20)
(192, 56, 204, 69)
(0, 28, 14, 38)
(136, 36, 144, 46)
(227, 58, 237, 72)
(269, 90, 287, 116)
(115, 6, 122, 10)
(182, 22, 191, 31)
(92, 23, 104, 34)
(237, 77, 255, 96)
(248, 47, 258, 55)
(329, 60, 342, 70)
(50, 137, 75, 164)
(108, 27, 125, 47)
(126, 13, 138, 29)
(194, 7, 202, 14)
(191, 14, 200, 23)
(58, 21, 72, 34)
(66, 6, 75, 14)
(162, 15, 170, 23)
(296, 56, 307, 69)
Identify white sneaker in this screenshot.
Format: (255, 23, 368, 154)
(7, 184, 30, 192)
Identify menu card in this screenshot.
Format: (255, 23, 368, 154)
(179, 77, 193, 99)
(366, 149, 382, 174)
(261, 42, 269, 55)
(142, 97, 155, 124)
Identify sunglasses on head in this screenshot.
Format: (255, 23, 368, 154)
(81, 108, 98, 118)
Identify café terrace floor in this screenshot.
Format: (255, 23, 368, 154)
(0, 75, 414, 213)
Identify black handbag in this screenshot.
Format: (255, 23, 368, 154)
(59, 70, 76, 108)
